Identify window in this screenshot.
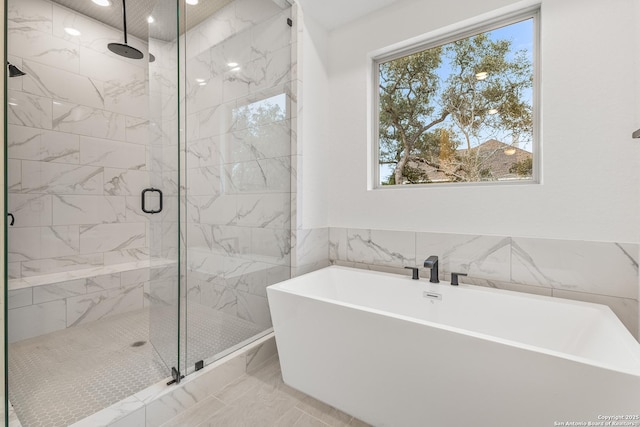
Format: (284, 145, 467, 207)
(374, 10, 538, 187)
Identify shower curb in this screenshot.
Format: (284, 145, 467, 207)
(67, 333, 278, 427)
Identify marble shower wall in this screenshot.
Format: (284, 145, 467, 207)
(328, 227, 640, 339)
(183, 0, 294, 331)
(7, 0, 151, 280)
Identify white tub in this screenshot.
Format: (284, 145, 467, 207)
(267, 266, 640, 427)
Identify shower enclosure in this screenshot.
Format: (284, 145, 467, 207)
(4, 0, 293, 424)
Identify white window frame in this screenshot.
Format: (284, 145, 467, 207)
(370, 6, 541, 189)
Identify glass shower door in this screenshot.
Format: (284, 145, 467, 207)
(183, 0, 293, 374)
(147, 0, 184, 381)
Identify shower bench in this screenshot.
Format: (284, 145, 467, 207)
(7, 258, 176, 343)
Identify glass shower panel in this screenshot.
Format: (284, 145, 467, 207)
(2, 7, 6, 420)
(5, 0, 183, 423)
(147, 0, 183, 379)
(183, 0, 293, 372)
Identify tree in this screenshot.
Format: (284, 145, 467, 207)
(379, 47, 447, 185)
(509, 157, 533, 176)
(379, 26, 533, 184)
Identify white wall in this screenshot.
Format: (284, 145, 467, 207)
(322, 0, 640, 243)
(299, 12, 330, 229)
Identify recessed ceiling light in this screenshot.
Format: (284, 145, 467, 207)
(92, 0, 111, 6)
(186, 0, 198, 5)
(227, 62, 239, 67)
(475, 71, 488, 81)
(147, 16, 155, 24)
(64, 27, 81, 36)
(230, 66, 241, 72)
(199, 82, 207, 86)
(195, 78, 205, 83)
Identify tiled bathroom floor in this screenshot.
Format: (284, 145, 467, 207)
(161, 356, 371, 427)
(9, 306, 266, 427)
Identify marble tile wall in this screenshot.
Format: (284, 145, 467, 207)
(328, 227, 640, 339)
(7, 0, 151, 280)
(183, 0, 294, 333)
(292, 227, 330, 276)
(7, 0, 297, 348)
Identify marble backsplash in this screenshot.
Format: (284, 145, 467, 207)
(323, 227, 639, 339)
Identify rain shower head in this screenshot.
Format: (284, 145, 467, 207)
(108, 0, 143, 60)
(108, 43, 143, 59)
(7, 63, 26, 77)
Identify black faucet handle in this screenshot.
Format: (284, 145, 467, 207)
(451, 272, 467, 286)
(404, 266, 419, 280)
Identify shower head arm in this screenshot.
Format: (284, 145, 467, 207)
(121, 0, 129, 44)
(107, 0, 143, 59)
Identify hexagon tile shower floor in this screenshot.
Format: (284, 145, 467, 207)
(8, 306, 264, 427)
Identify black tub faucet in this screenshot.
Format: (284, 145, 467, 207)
(423, 256, 439, 283)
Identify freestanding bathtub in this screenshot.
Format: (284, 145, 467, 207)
(267, 266, 640, 427)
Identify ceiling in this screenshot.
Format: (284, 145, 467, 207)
(51, 0, 404, 43)
(295, 0, 403, 31)
(51, 0, 233, 42)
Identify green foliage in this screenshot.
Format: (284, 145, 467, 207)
(509, 157, 533, 176)
(403, 164, 430, 184)
(413, 128, 457, 163)
(382, 174, 396, 185)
